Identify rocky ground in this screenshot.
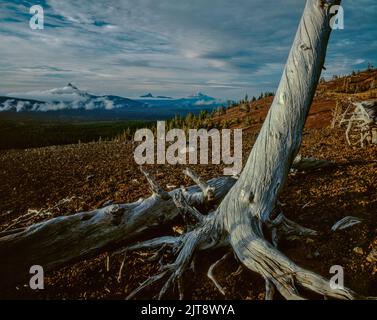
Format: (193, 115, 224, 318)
(0, 123, 376, 299)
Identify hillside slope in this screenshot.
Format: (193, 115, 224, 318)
(209, 68, 377, 130)
(0, 69, 376, 300)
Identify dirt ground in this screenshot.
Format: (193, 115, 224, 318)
(0, 123, 376, 299)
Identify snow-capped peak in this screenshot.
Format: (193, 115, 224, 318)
(67, 83, 79, 90)
(1, 84, 142, 112)
(187, 92, 213, 100)
(7, 83, 89, 102)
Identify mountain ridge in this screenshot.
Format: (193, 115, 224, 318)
(1, 84, 223, 113)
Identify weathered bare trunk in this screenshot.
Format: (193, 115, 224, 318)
(0, 174, 234, 287)
(205, 0, 362, 300)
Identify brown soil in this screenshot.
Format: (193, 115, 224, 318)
(0, 70, 376, 300)
(0, 126, 376, 300)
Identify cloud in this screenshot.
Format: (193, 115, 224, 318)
(0, 0, 376, 99)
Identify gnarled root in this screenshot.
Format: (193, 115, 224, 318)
(125, 215, 223, 299)
(228, 213, 362, 300)
(122, 171, 365, 301)
(122, 182, 226, 300)
(267, 212, 319, 246)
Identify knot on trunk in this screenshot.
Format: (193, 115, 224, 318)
(108, 205, 124, 226)
(240, 189, 254, 204)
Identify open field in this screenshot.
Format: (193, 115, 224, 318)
(0, 126, 376, 299)
(0, 69, 376, 299)
(0, 119, 153, 150)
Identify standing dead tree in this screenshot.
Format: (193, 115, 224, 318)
(333, 99, 377, 147)
(0, 0, 370, 299)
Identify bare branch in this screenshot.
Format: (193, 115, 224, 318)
(268, 213, 318, 241)
(140, 166, 170, 200)
(126, 271, 168, 300)
(117, 253, 127, 283)
(173, 190, 204, 223)
(292, 155, 334, 171)
(183, 168, 215, 201)
(331, 216, 363, 232)
(207, 252, 231, 295)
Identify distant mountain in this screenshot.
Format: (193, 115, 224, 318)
(0, 85, 224, 120)
(140, 93, 173, 99)
(140, 93, 154, 98)
(0, 83, 143, 112)
(156, 95, 173, 99)
(136, 92, 222, 108)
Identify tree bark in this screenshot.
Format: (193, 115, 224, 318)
(212, 0, 360, 300)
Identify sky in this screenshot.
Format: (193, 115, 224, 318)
(0, 0, 376, 100)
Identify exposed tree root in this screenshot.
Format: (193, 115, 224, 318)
(228, 216, 361, 300)
(122, 0, 371, 301)
(207, 252, 231, 296)
(121, 189, 364, 300)
(331, 216, 363, 231)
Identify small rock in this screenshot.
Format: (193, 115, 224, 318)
(86, 174, 95, 182)
(173, 225, 184, 235)
(353, 247, 364, 255)
(313, 250, 320, 258)
(367, 248, 377, 263)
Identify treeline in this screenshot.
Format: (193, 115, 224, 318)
(319, 65, 376, 96)
(1, 89, 276, 149)
(0, 119, 154, 150)
(138, 91, 276, 135)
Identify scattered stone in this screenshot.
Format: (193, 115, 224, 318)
(173, 225, 184, 235)
(367, 248, 377, 263)
(353, 247, 364, 255)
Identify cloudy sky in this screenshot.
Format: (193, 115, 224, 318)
(0, 0, 376, 100)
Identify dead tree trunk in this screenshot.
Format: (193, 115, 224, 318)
(1, 0, 369, 299)
(0, 173, 235, 287)
(213, 0, 357, 299)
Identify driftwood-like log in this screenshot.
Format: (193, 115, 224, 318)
(0, 171, 235, 287)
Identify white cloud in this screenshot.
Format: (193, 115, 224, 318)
(0, 0, 376, 100)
